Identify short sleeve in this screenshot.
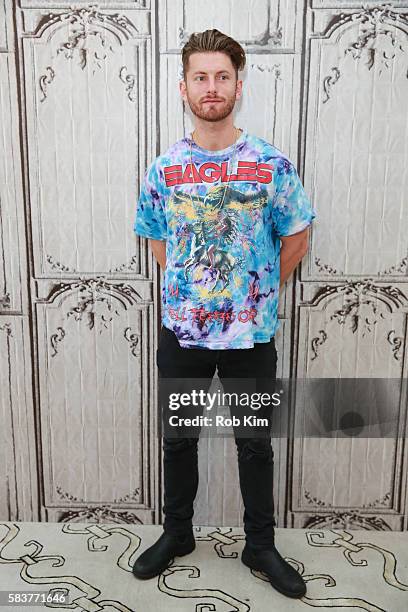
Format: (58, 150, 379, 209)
(272, 159, 316, 237)
(133, 160, 168, 240)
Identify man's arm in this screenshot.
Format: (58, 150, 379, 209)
(279, 226, 309, 287)
(149, 238, 166, 269)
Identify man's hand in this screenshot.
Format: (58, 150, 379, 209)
(279, 226, 310, 287)
(149, 238, 166, 269)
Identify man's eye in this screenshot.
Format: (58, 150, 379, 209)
(194, 75, 229, 80)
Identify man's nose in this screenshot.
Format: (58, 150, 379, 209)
(207, 77, 217, 92)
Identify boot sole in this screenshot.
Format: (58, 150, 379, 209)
(133, 540, 196, 579)
(241, 550, 306, 599)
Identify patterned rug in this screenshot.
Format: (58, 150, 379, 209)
(0, 523, 407, 611)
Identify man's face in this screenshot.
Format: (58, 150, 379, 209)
(180, 51, 242, 122)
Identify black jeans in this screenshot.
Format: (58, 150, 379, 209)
(156, 325, 278, 548)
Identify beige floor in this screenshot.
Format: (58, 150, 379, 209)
(0, 522, 407, 611)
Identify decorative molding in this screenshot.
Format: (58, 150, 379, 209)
(46, 276, 143, 308)
(322, 66, 341, 103)
(309, 280, 408, 337)
(66, 286, 122, 332)
(250, 63, 281, 78)
(311, 329, 328, 361)
(39, 66, 55, 103)
(330, 298, 385, 335)
(59, 507, 144, 523)
(114, 488, 141, 504)
(387, 330, 403, 361)
(47, 277, 143, 355)
(124, 326, 141, 357)
(108, 255, 139, 274)
(119, 66, 137, 102)
(323, 4, 408, 44)
(380, 256, 408, 276)
(304, 489, 333, 507)
(342, 4, 407, 73)
(314, 256, 342, 275)
(0, 322, 13, 337)
(304, 511, 392, 530)
(37, 4, 139, 101)
(50, 326, 65, 357)
(304, 489, 391, 510)
(56, 484, 140, 504)
(35, 4, 139, 42)
(178, 25, 283, 52)
(321, 4, 408, 103)
(46, 254, 78, 274)
(47, 253, 142, 275)
(0, 293, 11, 309)
(361, 491, 391, 509)
(177, 0, 282, 54)
(56, 485, 85, 503)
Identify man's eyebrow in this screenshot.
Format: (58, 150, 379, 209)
(192, 69, 231, 75)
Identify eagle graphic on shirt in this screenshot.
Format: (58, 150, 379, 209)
(167, 184, 269, 294)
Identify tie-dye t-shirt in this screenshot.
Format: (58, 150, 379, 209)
(134, 129, 316, 349)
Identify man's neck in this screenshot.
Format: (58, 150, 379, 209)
(191, 122, 241, 151)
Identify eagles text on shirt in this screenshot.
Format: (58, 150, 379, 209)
(163, 161, 274, 186)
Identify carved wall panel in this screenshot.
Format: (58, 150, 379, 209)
(299, 281, 408, 378)
(21, 6, 152, 279)
(0, 317, 38, 521)
(0, 1, 38, 522)
(159, 0, 301, 54)
(304, 4, 408, 280)
(290, 281, 408, 529)
(0, 54, 27, 313)
(34, 278, 157, 523)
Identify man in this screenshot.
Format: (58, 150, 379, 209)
(132, 29, 316, 599)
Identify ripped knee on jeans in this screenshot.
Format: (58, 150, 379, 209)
(236, 437, 274, 463)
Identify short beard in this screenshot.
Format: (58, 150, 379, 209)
(185, 91, 237, 123)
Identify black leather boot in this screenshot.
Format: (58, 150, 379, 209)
(241, 542, 306, 598)
(132, 531, 195, 579)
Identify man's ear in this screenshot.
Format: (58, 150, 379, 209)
(179, 79, 187, 102)
(235, 78, 243, 101)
